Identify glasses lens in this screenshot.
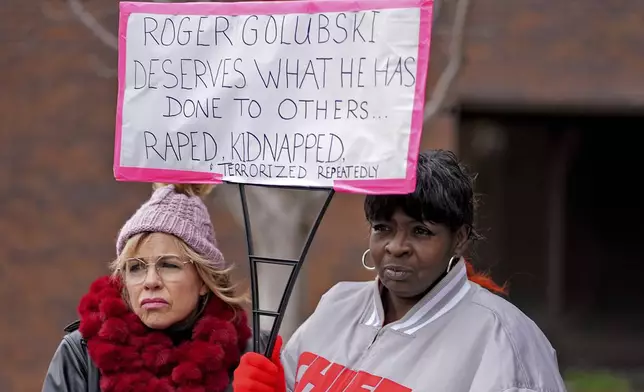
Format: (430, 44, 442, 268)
(123, 256, 187, 284)
(156, 256, 186, 282)
(125, 258, 147, 284)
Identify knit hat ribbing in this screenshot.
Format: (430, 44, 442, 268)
(116, 185, 226, 269)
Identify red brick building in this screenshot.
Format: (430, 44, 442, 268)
(2, 0, 643, 390)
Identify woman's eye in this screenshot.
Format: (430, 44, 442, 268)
(372, 224, 389, 232)
(128, 262, 145, 272)
(414, 226, 433, 236)
(159, 259, 182, 269)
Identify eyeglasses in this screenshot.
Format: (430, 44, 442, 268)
(120, 255, 192, 285)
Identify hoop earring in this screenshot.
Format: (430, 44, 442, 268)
(447, 255, 460, 273)
(362, 249, 375, 270)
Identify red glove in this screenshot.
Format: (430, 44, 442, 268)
(233, 335, 286, 392)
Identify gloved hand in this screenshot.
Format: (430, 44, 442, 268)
(233, 335, 286, 392)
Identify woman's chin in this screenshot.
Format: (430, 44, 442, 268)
(382, 280, 428, 301)
(139, 313, 176, 330)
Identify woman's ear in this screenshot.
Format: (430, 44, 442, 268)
(199, 282, 208, 296)
(453, 226, 469, 255)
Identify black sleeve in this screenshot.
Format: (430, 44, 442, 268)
(42, 330, 88, 392)
(225, 329, 273, 392)
(243, 329, 272, 356)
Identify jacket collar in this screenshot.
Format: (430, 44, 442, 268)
(362, 257, 471, 335)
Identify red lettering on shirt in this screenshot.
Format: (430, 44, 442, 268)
(328, 368, 358, 392)
(345, 371, 382, 391)
(294, 352, 411, 392)
(297, 351, 319, 369)
(295, 355, 347, 392)
(295, 355, 331, 391)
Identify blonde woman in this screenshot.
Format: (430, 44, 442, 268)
(43, 184, 263, 392)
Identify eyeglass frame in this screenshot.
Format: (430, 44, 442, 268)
(117, 254, 194, 284)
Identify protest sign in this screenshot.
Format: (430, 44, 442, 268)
(114, 0, 433, 194)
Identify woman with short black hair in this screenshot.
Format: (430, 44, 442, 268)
(233, 150, 566, 392)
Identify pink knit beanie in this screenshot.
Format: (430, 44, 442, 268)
(116, 184, 226, 269)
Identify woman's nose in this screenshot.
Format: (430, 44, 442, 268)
(143, 265, 163, 288)
(385, 233, 411, 256)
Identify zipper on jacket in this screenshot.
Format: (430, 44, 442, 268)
(367, 328, 384, 350)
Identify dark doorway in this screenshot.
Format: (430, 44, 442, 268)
(562, 120, 644, 368)
(458, 111, 644, 369)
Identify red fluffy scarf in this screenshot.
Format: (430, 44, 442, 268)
(77, 276, 251, 392)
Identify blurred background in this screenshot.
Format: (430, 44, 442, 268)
(2, 0, 644, 391)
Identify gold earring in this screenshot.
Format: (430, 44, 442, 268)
(447, 256, 460, 273)
(362, 249, 375, 270)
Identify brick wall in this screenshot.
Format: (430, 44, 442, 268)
(458, 0, 644, 107)
(1, 1, 121, 390)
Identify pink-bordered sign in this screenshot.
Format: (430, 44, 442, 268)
(114, 0, 433, 194)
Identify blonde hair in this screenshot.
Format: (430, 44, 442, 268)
(110, 183, 249, 307)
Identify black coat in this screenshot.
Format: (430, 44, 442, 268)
(42, 320, 269, 392)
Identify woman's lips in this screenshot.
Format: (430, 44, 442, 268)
(141, 298, 169, 310)
(382, 265, 413, 281)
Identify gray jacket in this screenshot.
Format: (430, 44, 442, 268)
(281, 261, 567, 392)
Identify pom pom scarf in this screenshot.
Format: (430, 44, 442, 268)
(77, 276, 251, 392)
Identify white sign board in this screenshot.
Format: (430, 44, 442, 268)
(114, 0, 433, 194)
